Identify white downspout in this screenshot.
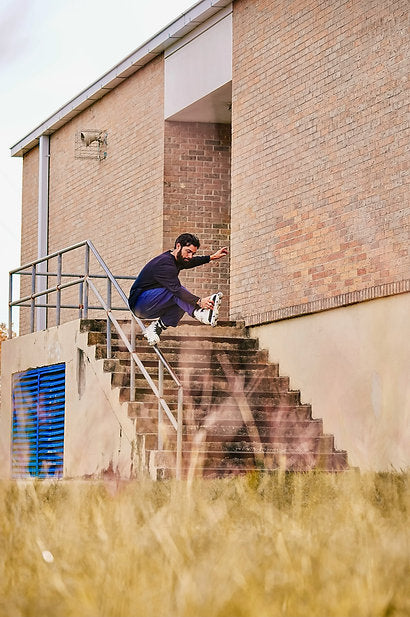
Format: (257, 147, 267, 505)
(37, 134, 50, 330)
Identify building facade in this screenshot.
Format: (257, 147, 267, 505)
(6, 0, 410, 470)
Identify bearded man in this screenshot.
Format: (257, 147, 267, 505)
(128, 233, 228, 345)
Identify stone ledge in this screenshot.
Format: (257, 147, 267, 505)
(244, 279, 410, 327)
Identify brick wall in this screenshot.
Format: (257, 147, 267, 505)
(231, 0, 409, 324)
(19, 147, 39, 334)
(164, 121, 231, 319)
(27, 56, 165, 327)
(48, 56, 164, 270)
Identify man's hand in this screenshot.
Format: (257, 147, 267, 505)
(210, 247, 228, 260)
(198, 295, 216, 309)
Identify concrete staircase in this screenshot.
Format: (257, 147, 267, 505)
(82, 319, 348, 478)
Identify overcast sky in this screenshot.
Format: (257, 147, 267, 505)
(0, 0, 197, 328)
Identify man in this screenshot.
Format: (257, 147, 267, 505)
(128, 233, 228, 345)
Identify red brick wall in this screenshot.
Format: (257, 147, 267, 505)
(164, 122, 231, 319)
(231, 0, 409, 324)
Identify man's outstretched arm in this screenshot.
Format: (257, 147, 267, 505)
(210, 247, 228, 260)
(186, 247, 229, 269)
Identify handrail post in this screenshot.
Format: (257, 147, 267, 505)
(30, 264, 36, 333)
(158, 359, 164, 451)
(36, 258, 47, 331)
(78, 281, 84, 319)
(8, 273, 13, 339)
(176, 386, 183, 480)
(106, 278, 112, 359)
(56, 253, 62, 326)
(83, 244, 90, 318)
(130, 318, 136, 402)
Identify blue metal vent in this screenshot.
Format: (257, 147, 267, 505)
(12, 363, 66, 478)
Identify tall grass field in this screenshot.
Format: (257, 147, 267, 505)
(0, 472, 408, 617)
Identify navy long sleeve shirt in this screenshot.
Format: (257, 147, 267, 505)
(128, 250, 210, 310)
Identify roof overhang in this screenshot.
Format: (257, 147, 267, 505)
(11, 0, 231, 157)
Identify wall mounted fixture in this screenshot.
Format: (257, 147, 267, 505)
(75, 130, 108, 160)
(80, 131, 106, 147)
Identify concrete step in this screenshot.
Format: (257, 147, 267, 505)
(128, 401, 313, 422)
(133, 418, 324, 439)
(147, 437, 334, 456)
(81, 318, 246, 338)
(147, 434, 335, 454)
(119, 386, 302, 406)
(117, 362, 279, 382)
(80, 319, 109, 333)
(97, 347, 271, 368)
(150, 449, 349, 476)
(88, 330, 259, 351)
(134, 419, 321, 440)
(153, 436, 335, 458)
(110, 370, 290, 392)
(160, 419, 324, 440)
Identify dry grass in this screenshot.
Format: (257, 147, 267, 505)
(0, 472, 408, 617)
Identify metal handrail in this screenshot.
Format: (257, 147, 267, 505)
(8, 239, 184, 479)
(16, 270, 135, 279)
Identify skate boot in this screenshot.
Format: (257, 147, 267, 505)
(143, 318, 167, 346)
(193, 292, 223, 327)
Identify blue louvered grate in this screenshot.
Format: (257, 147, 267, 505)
(12, 363, 66, 478)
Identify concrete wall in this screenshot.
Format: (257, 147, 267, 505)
(0, 320, 136, 479)
(250, 293, 410, 471)
(231, 0, 409, 325)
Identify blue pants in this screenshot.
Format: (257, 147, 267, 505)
(130, 288, 195, 327)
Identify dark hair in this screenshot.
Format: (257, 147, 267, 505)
(174, 233, 200, 249)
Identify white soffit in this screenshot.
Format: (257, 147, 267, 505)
(164, 7, 232, 121)
(11, 0, 232, 157)
(166, 82, 232, 124)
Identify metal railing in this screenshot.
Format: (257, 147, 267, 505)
(8, 240, 183, 479)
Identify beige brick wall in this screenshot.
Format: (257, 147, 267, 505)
(18, 1, 409, 331)
(231, 0, 409, 324)
(19, 147, 39, 334)
(44, 56, 164, 325)
(21, 147, 39, 265)
(163, 121, 231, 319)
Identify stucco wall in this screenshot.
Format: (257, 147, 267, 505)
(0, 320, 136, 479)
(250, 293, 410, 471)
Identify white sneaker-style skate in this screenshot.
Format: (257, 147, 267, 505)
(193, 292, 223, 327)
(143, 319, 167, 346)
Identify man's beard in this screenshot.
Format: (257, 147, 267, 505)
(176, 248, 189, 266)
